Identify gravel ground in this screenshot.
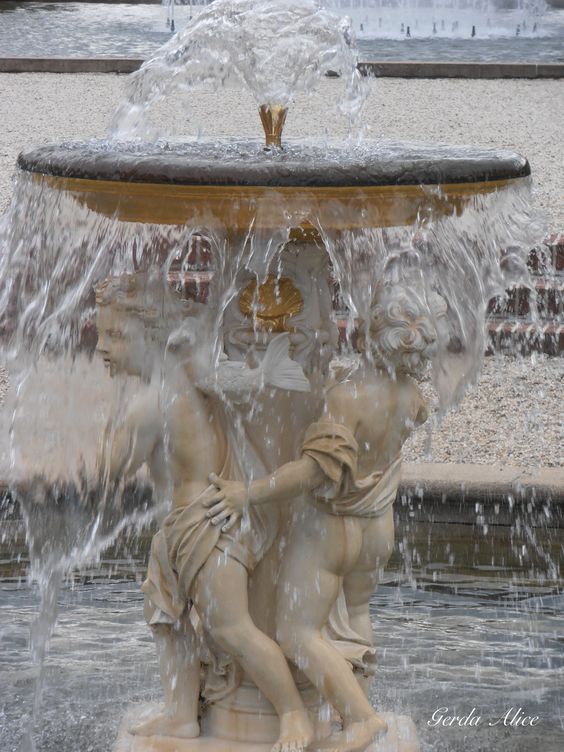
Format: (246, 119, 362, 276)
(0, 73, 562, 467)
(403, 354, 563, 467)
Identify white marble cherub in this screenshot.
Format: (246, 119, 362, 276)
(206, 284, 447, 752)
(95, 270, 313, 752)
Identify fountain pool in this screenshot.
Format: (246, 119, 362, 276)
(0, 570, 562, 752)
(0, 2, 563, 61)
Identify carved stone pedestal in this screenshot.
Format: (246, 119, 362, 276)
(203, 680, 331, 744)
(115, 702, 419, 752)
(115, 680, 331, 751)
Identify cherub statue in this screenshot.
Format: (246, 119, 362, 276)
(95, 270, 314, 752)
(206, 284, 447, 752)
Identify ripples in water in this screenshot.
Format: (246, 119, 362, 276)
(0, 574, 562, 752)
(0, 3, 563, 62)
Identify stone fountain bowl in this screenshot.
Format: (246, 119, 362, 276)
(17, 138, 530, 231)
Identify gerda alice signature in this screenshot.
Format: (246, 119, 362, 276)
(428, 707, 541, 728)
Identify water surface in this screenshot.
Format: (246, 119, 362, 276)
(1, 565, 562, 752)
(0, 2, 563, 62)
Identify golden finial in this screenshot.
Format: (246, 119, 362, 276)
(259, 104, 288, 149)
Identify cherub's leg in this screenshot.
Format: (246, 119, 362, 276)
(275, 513, 387, 752)
(341, 510, 395, 700)
(130, 615, 200, 738)
(192, 550, 313, 752)
(342, 569, 380, 699)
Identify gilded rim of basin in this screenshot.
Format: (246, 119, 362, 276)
(29, 173, 527, 230)
(18, 139, 531, 230)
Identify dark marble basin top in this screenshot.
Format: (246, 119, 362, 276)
(18, 138, 530, 188)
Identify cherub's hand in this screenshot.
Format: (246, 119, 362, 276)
(202, 474, 248, 532)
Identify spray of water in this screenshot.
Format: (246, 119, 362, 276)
(322, 0, 548, 40)
(112, 0, 367, 140)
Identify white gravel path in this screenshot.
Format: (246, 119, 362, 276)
(403, 354, 563, 468)
(0, 73, 562, 466)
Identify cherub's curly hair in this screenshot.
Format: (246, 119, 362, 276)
(95, 269, 195, 336)
(359, 285, 447, 377)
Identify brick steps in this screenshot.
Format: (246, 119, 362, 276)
(486, 319, 564, 355)
(528, 234, 564, 273)
(486, 236, 564, 354)
(488, 275, 563, 318)
(74, 234, 564, 356)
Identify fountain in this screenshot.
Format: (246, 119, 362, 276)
(322, 0, 548, 41)
(0, 1, 544, 751)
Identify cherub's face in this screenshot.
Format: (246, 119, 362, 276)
(96, 304, 149, 379)
(369, 307, 439, 378)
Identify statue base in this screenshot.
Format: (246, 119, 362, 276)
(115, 705, 419, 752)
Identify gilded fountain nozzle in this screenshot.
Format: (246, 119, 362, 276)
(259, 104, 288, 149)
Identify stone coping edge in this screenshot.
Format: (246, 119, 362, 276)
(358, 61, 564, 79)
(1, 58, 563, 78)
(1, 463, 563, 504)
(401, 462, 564, 503)
(0, 58, 140, 74)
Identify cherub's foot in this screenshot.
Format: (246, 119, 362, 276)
(271, 709, 314, 752)
(130, 710, 200, 739)
(318, 714, 387, 752)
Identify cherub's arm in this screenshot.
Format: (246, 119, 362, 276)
(97, 393, 161, 485)
(205, 453, 324, 524)
(204, 385, 355, 530)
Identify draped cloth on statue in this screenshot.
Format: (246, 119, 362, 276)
(302, 420, 402, 518)
(301, 420, 402, 675)
(141, 412, 276, 703)
(323, 589, 377, 676)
